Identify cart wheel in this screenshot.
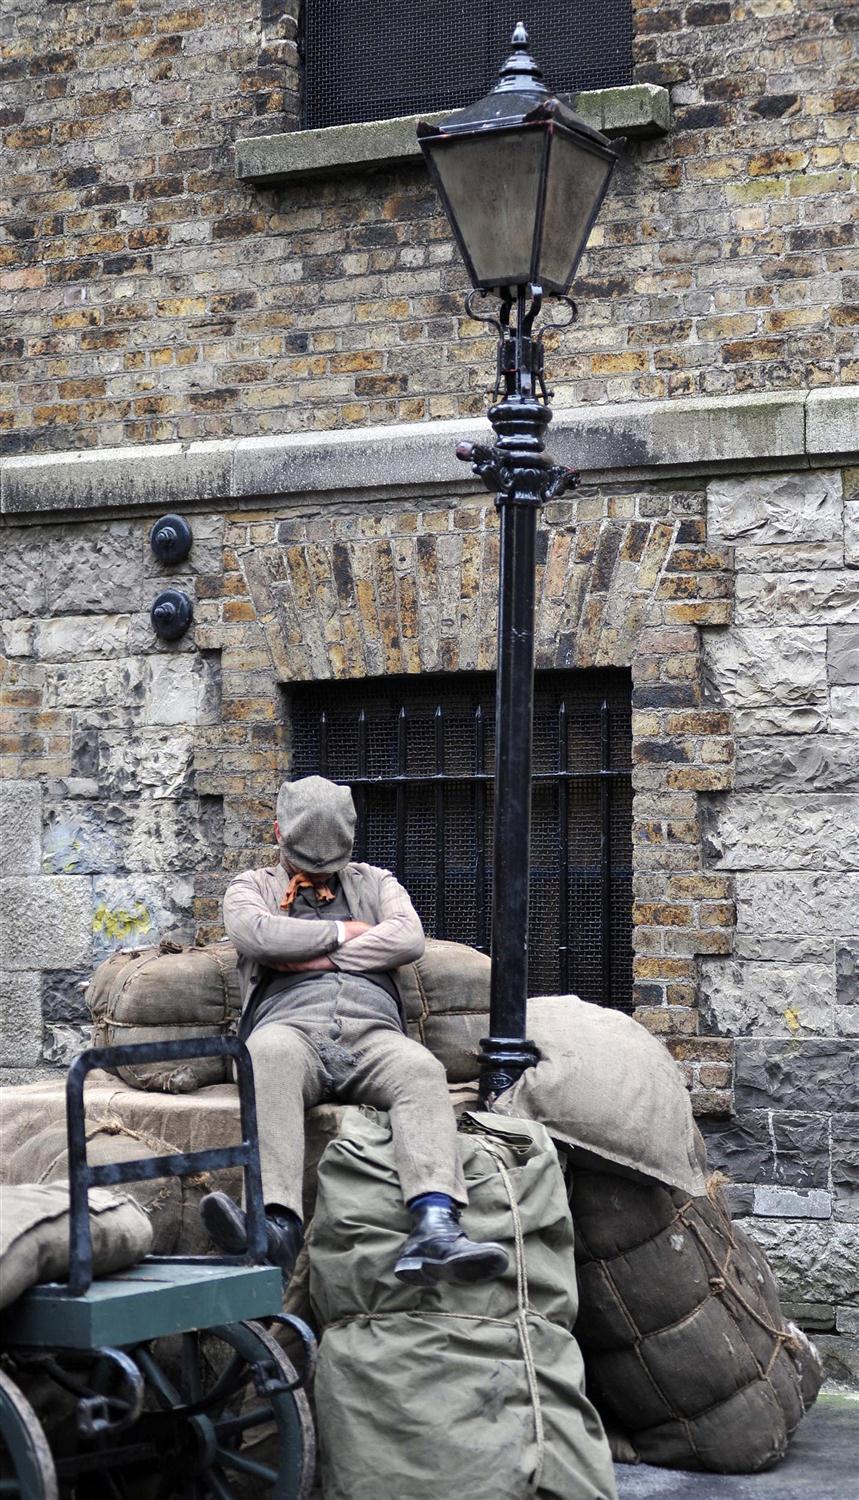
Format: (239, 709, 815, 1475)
(132, 1320, 315, 1500)
(0, 1367, 59, 1500)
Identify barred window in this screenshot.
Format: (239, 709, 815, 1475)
(288, 669, 634, 1009)
(301, 2, 634, 130)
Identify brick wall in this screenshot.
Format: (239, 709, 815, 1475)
(1, 0, 856, 454)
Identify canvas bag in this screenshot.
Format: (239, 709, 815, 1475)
(492, 995, 706, 1196)
(398, 937, 492, 1081)
(309, 1107, 617, 1500)
(571, 1167, 823, 1473)
(88, 939, 241, 1091)
(0, 1182, 152, 1312)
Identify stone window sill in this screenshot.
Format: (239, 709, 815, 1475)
(235, 84, 670, 186)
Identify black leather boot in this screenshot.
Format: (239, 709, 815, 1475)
(200, 1191, 303, 1280)
(393, 1203, 509, 1287)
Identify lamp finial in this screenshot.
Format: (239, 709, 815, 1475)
(495, 20, 547, 95)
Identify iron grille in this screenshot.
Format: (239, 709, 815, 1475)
(288, 670, 633, 1009)
(301, 2, 634, 130)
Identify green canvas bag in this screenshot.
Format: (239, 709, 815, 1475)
(309, 1107, 616, 1500)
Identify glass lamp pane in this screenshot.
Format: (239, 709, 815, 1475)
(428, 129, 545, 288)
(538, 131, 615, 293)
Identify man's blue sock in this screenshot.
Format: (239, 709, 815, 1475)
(407, 1192, 456, 1214)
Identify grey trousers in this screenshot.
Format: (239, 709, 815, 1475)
(246, 972, 467, 1219)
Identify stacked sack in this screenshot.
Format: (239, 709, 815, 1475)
(492, 995, 823, 1473)
(87, 938, 241, 1091)
(309, 1106, 617, 1500)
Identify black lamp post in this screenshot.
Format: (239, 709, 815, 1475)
(418, 23, 620, 1101)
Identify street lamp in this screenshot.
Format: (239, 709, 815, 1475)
(418, 23, 621, 1101)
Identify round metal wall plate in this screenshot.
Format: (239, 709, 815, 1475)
(150, 588, 194, 641)
(149, 513, 193, 566)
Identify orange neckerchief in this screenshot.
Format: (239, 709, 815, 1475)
(280, 871, 336, 912)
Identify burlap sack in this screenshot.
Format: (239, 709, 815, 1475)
(4, 1118, 220, 1257)
(309, 1107, 617, 1500)
(492, 995, 706, 1196)
(398, 938, 490, 1082)
(571, 1167, 823, 1473)
(88, 939, 241, 1092)
(0, 1182, 152, 1311)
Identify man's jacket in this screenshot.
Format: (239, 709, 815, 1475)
(223, 860, 425, 1037)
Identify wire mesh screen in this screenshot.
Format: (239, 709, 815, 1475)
(301, 2, 634, 129)
(288, 669, 633, 1009)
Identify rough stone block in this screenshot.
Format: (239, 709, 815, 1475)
(735, 736, 859, 792)
(707, 470, 842, 545)
(704, 626, 827, 708)
(700, 1109, 830, 1189)
(124, 797, 223, 874)
(836, 1006, 859, 1038)
(832, 1115, 859, 1221)
(837, 1307, 859, 1334)
(737, 1218, 859, 1304)
(780, 1302, 835, 1331)
(97, 732, 194, 799)
(752, 1186, 832, 1218)
(42, 803, 121, 876)
(0, 971, 42, 1067)
(733, 541, 845, 574)
(703, 792, 859, 870)
(836, 941, 859, 1004)
(0, 781, 42, 878)
(829, 686, 859, 733)
(45, 657, 145, 710)
(0, 619, 35, 658)
(827, 627, 859, 685)
(41, 969, 91, 1025)
(34, 614, 131, 661)
(44, 524, 143, 614)
(0, 535, 45, 615)
(700, 957, 834, 1037)
(814, 1333, 859, 1389)
(844, 502, 859, 567)
(0, 876, 92, 972)
(733, 705, 827, 736)
(91, 874, 195, 964)
(734, 934, 833, 962)
(734, 1038, 858, 1114)
(737, 871, 859, 937)
(737, 572, 859, 626)
(143, 653, 220, 726)
(43, 1021, 92, 1066)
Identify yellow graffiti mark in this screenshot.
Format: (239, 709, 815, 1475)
(92, 903, 152, 943)
(784, 1006, 801, 1035)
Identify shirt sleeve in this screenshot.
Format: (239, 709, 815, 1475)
(223, 871, 341, 963)
(331, 871, 425, 973)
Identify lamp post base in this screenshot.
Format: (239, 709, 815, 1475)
(477, 1036, 541, 1104)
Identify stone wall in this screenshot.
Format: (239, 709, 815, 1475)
(1, 0, 856, 453)
(695, 463, 859, 1345)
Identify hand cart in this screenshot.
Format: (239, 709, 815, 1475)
(0, 1036, 316, 1499)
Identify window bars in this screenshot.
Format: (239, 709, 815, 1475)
(301, 1, 634, 130)
(289, 670, 634, 1009)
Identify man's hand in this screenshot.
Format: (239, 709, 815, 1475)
(341, 920, 372, 941)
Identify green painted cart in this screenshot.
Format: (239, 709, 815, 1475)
(0, 1037, 316, 1500)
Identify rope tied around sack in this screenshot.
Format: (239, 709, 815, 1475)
(324, 1133, 549, 1496)
(479, 1137, 547, 1497)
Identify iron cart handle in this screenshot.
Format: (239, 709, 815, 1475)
(65, 1037, 267, 1297)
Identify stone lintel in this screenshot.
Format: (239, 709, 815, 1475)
(2, 388, 856, 522)
(235, 85, 670, 185)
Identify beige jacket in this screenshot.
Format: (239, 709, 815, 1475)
(223, 860, 425, 1024)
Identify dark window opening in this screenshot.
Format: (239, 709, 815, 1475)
(301, 2, 634, 130)
(288, 669, 633, 1009)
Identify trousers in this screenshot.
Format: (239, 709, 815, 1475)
(246, 971, 467, 1219)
